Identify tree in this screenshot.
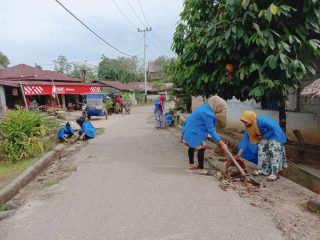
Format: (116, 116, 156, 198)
(153, 56, 176, 81)
(53, 55, 72, 74)
(0, 52, 10, 68)
(71, 62, 98, 82)
(170, 0, 320, 131)
(35, 63, 42, 70)
(98, 55, 142, 83)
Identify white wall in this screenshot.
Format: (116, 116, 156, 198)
(226, 98, 320, 144)
(0, 86, 7, 113)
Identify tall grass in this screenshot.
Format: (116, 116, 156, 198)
(0, 110, 59, 163)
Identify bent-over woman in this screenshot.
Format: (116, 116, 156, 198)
(182, 96, 228, 175)
(76, 117, 96, 140)
(237, 111, 287, 181)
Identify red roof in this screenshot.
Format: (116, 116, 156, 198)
(126, 82, 153, 91)
(95, 80, 131, 91)
(0, 64, 80, 82)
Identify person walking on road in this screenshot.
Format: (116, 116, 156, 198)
(237, 111, 287, 181)
(76, 117, 96, 141)
(182, 96, 228, 175)
(154, 95, 166, 129)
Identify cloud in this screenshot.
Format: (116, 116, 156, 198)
(0, 0, 182, 68)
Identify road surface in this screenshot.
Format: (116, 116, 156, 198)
(0, 106, 283, 240)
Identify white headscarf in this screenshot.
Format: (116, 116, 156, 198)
(207, 96, 227, 114)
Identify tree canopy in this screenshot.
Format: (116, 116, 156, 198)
(169, 0, 320, 104)
(0, 52, 10, 68)
(98, 55, 142, 83)
(53, 55, 72, 74)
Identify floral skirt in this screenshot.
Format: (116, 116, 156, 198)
(258, 139, 287, 175)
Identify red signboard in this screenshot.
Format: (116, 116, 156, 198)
(23, 85, 101, 96)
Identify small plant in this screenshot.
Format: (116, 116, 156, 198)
(0, 204, 5, 212)
(0, 109, 59, 163)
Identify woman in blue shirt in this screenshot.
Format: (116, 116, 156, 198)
(57, 121, 74, 141)
(237, 111, 287, 181)
(182, 96, 228, 175)
(76, 117, 96, 140)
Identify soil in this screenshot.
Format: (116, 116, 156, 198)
(170, 127, 320, 240)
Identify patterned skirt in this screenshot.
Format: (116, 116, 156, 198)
(258, 139, 287, 175)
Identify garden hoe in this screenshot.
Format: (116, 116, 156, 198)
(225, 148, 261, 187)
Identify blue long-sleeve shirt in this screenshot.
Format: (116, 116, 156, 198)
(257, 116, 287, 144)
(182, 103, 220, 148)
(79, 121, 96, 138)
(57, 127, 74, 140)
(238, 131, 258, 164)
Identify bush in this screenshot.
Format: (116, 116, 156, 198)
(0, 110, 59, 163)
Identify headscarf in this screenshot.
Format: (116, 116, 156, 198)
(76, 117, 85, 127)
(66, 121, 71, 129)
(160, 95, 166, 103)
(207, 96, 227, 114)
(240, 111, 261, 144)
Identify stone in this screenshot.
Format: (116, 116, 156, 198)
(307, 197, 320, 212)
(0, 210, 16, 220)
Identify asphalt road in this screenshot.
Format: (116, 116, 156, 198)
(0, 106, 283, 240)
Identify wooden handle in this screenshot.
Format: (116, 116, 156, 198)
(225, 149, 246, 177)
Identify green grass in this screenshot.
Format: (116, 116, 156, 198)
(0, 159, 35, 190)
(96, 128, 105, 135)
(0, 204, 5, 212)
(42, 178, 60, 188)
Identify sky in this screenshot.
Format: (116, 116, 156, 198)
(0, 0, 183, 69)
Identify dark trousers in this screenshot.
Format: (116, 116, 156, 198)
(188, 147, 205, 169)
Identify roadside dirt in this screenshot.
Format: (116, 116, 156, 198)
(2, 141, 86, 211)
(169, 127, 320, 240)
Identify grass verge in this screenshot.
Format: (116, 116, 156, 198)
(0, 159, 35, 190)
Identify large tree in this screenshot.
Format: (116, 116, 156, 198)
(170, 0, 320, 130)
(0, 52, 10, 68)
(98, 55, 142, 83)
(153, 56, 176, 81)
(53, 55, 72, 74)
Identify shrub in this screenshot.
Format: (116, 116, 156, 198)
(0, 110, 59, 163)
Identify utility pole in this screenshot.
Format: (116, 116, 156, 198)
(138, 27, 152, 103)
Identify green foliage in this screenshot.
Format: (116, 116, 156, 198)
(98, 55, 142, 83)
(153, 56, 176, 81)
(0, 110, 59, 163)
(53, 55, 72, 74)
(0, 52, 10, 68)
(169, 0, 320, 103)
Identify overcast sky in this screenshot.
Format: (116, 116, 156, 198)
(0, 0, 183, 69)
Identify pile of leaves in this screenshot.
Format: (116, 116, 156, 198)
(0, 110, 59, 163)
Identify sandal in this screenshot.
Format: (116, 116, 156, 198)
(267, 173, 279, 181)
(253, 170, 264, 176)
(189, 164, 198, 170)
(197, 169, 210, 175)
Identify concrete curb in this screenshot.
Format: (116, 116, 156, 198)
(0, 144, 66, 204)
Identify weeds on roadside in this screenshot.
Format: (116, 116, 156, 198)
(0, 110, 59, 163)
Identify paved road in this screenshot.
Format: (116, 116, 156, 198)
(0, 106, 283, 240)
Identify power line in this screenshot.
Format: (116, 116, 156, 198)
(54, 0, 133, 57)
(111, 0, 138, 29)
(135, 0, 172, 53)
(137, 0, 150, 27)
(126, 0, 148, 28)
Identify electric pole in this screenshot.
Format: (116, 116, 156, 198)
(138, 27, 152, 103)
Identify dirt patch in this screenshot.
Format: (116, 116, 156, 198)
(169, 127, 320, 240)
(2, 141, 86, 211)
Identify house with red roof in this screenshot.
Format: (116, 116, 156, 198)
(0, 64, 102, 111)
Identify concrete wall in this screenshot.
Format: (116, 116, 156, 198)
(226, 98, 320, 144)
(0, 86, 7, 113)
